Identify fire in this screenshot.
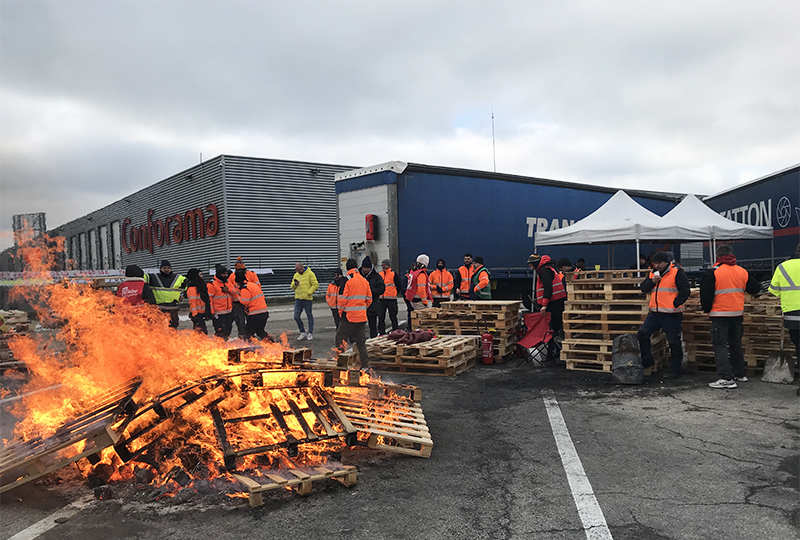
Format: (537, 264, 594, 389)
(2, 231, 399, 496)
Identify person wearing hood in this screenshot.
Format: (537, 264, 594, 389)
(405, 254, 433, 311)
(378, 259, 402, 334)
(207, 264, 237, 339)
(638, 251, 691, 379)
(327, 269, 344, 329)
(117, 265, 156, 307)
(470, 257, 491, 300)
(228, 257, 261, 338)
(360, 256, 385, 338)
(769, 243, 800, 386)
(430, 258, 454, 308)
(700, 245, 761, 389)
(235, 271, 270, 341)
(147, 260, 187, 328)
(291, 262, 319, 341)
(528, 254, 567, 362)
(186, 268, 212, 334)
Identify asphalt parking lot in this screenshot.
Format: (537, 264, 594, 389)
(1, 301, 798, 540)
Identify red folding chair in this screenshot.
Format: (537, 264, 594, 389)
(516, 312, 556, 367)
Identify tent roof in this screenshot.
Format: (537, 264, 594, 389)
(661, 194, 772, 240)
(535, 190, 691, 245)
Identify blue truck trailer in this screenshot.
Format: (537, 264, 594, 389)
(335, 161, 683, 301)
(703, 164, 799, 279)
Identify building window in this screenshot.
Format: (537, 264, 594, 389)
(79, 233, 88, 270)
(89, 229, 99, 270)
(111, 221, 121, 269)
(99, 225, 110, 270)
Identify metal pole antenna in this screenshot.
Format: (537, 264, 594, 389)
(492, 108, 496, 172)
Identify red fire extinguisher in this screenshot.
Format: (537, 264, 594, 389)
(479, 319, 494, 365)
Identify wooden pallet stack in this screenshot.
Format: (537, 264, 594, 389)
(409, 300, 520, 361)
(365, 335, 478, 376)
(681, 293, 784, 376)
(563, 270, 668, 373)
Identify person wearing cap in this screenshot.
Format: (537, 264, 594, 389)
(234, 271, 270, 341)
(228, 257, 260, 338)
(117, 265, 157, 307)
(185, 268, 211, 334)
(336, 258, 372, 370)
(454, 253, 475, 300)
(326, 269, 345, 329)
(207, 264, 237, 339)
(769, 243, 800, 388)
(700, 245, 761, 389)
(470, 257, 491, 299)
(430, 258, 454, 308)
(359, 256, 385, 338)
(405, 254, 433, 311)
(147, 260, 187, 328)
(291, 262, 319, 341)
(378, 259, 402, 334)
(528, 254, 566, 361)
(638, 251, 691, 378)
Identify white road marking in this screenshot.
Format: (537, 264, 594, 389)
(542, 390, 614, 540)
(0, 385, 63, 406)
(7, 493, 95, 540)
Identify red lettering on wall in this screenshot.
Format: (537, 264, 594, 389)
(120, 203, 221, 254)
(206, 204, 219, 236)
(172, 214, 184, 244)
(121, 218, 132, 253)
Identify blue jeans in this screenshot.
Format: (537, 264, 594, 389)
(638, 312, 683, 374)
(294, 299, 314, 333)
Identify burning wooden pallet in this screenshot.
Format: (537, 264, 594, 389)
(0, 378, 141, 493)
(233, 463, 357, 507)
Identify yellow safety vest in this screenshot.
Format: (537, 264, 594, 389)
(769, 259, 800, 322)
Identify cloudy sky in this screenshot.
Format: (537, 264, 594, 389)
(1, 0, 798, 250)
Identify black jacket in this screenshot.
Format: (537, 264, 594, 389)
(640, 266, 691, 309)
(699, 264, 760, 314)
(353, 268, 385, 312)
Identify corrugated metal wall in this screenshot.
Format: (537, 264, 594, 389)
(52, 156, 227, 275)
(224, 156, 356, 297)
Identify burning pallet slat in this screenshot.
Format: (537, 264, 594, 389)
(0, 378, 141, 493)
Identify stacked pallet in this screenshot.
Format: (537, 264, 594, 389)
(409, 300, 520, 360)
(365, 335, 479, 376)
(681, 293, 783, 376)
(563, 270, 668, 373)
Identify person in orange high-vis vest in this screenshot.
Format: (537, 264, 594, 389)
(228, 257, 260, 337)
(405, 254, 433, 310)
(207, 264, 237, 340)
(185, 268, 211, 334)
(700, 245, 760, 389)
(235, 272, 270, 341)
(454, 253, 475, 300)
(326, 268, 344, 329)
(638, 251, 691, 378)
(335, 259, 372, 370)
(378, 259, 402, 334)
(528, 254, 566, 362)
(430, 258, 454, 308)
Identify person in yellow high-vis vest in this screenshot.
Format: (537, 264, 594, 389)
(147, 260, 186, 329)
(769, 244, 800, 380)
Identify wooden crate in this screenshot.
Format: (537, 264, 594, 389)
(233, 464, 357, 507)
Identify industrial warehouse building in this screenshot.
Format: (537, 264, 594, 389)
(48, 155, 356, 297)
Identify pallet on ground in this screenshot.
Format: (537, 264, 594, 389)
(366, 335, 478, 358)
(233, 464, 357, 507)
(440, 300, 521, 313)
(564, 331, 667, 373)
(371, 356, 476, 377)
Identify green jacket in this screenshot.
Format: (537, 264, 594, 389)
(471, 266, 492, 300)
(291, 268, 319, 300)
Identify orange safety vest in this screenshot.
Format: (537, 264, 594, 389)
(238, 282, 268, 315)
(430, 269, 454, 299)
(228, 270, 259, 288)
(406, 269, 432, 306)
(207, 277, 235, 315)
(338, 268, 372, 323)
(186, 285, 207, 317)
(648, 264, 681, 313)
(710, 263, 748, 317)
(457, 265, 475, 297)
(326, 282, 339, 308)
(380, 269, 398, 299)
(535, 269, 567, 305)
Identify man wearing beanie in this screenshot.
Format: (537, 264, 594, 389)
(147, 260, 187, 328)
(326, 269, 345, 329)
(378, 259, 402, 334)
(335, 258, 372, 370)
(228, 257, 260, 338)
(359, 256, 385, 338)
(207, 264, 237, 339)
(471, 257, 491, 300)
(430, 258, 454, 308)
(117, 265, 156, 307)
(638, 251, 691, 378)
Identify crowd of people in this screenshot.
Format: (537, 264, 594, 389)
(113, 243, 800, 379)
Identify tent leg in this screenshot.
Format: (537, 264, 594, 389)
(636, 241, 641, 270)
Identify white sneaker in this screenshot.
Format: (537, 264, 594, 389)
(306, 333, 313, 341)
(297, 332, 307, 341)
(709, 378, 737, 389)
(735, 376, 748, 382)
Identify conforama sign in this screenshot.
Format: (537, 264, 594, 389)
(122, 203, 220, 254)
